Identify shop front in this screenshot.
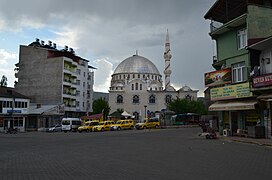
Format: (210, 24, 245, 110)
(209, 99, 259, 136)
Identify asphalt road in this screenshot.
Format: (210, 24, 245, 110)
(0, 128, 272, 180)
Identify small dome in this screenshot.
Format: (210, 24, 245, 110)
(113, 55, 161, 75)
(180, 85, 192, 92)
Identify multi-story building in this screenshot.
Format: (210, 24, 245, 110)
(0, 87, 30, 132)
(15, 39, 95, 119)
(204, 0, 272, 138)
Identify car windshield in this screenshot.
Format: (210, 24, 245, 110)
(99, 122, 105, 125)
(91, 122, 99, 125)
(116, 121, 122, 124)
(62, 120, 70, 125)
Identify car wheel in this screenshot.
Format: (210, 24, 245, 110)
(101, 128, 104, 132)
(143, 126, 146, 129)
(130, 126, 134, 130)
(64, 131, 67, 133)
(155, 125, 159, 129)
(78, 130, 82, 133)
(117, 127, 121, 131)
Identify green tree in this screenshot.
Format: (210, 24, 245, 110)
(167, 98, 207, 115)
(0, 75, 8, 87)
(92, 98, 111, 120)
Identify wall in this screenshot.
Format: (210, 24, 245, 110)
(248, 5, 272, 39)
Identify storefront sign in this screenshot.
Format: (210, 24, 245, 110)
(252, 73, 272, 88)
(210, 82, 252, 100)
(7, 110, 22, 113)
(205, 68, 231, 87)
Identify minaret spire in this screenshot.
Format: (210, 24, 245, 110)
(164, 29, 172, 90)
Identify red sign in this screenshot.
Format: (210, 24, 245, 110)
(204, 68, 231, 87)
(252, 73, 272, 88)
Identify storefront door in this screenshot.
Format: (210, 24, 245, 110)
(231, 112, 238, 135)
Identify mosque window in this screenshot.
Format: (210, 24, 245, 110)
(143, 74, 145, 78)
(117, 95, 123, 104)
(186, 94, 192, 101)
(132, 84, 134, 90)
(127, 74, 130, 79)
(133, 95, 140, 104)
(119, 75, 121, 79)
(140, 84, 142, 90)
(155, 76, 157, 80)
(123, 75, 125, 79)
(133, 74, 135, 78)
(165, 94, 172, 104)
(136, 83, 138, 90)
(152, 75, 154, 79)
(138, 74, 140, 78)
(149, 95, 156, 104)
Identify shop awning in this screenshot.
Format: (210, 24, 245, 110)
(209, 100, 257, 111)
(257, 93, 272, 100)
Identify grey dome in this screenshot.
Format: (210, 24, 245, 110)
(113, 55, 161, 75)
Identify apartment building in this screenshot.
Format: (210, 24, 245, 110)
(15, 39, 95, 119)
(204, 0, 272, 138)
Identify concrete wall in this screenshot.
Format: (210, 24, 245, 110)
(16, 46, 63, 104)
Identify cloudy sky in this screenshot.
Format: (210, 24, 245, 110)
(0, 0, 216, 96)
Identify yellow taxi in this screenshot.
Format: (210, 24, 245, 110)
(110, 120, 134, 131)
(78, 120, 100, 132)
(92, 120, 115, 132)
(135, 117, 160, 130)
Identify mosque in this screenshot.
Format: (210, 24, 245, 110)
(108, 31, 198, 120)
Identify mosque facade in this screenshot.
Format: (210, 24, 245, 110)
(108, 31, 198, 119)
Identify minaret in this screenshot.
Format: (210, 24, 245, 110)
(164, 29, 172, 90)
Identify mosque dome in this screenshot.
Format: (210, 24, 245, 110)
(113, 55, 161, 75)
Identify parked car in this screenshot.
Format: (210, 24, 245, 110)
(47, 124, 62, 132)
(78, 120, 100, 132)
(135, 117, 160, 130)
(110, 120, 134, 131)
(92, 121, 115, 132)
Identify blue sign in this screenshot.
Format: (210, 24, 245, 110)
(7, 110, 22, 113)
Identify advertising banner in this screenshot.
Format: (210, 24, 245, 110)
(252, 73, 272, 88)
(210, 82, 252, 101)
(205, 68, 231, 87)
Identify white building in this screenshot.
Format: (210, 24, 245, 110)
(0, 87, 30, 132)
(109, 31, 198, 119)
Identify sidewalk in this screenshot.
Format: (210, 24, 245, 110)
(220, 135, 272, 147)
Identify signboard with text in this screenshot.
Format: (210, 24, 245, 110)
(252, 73, 272, 88)
(210, 82, 252, 101)
(205, 68, 231, 87)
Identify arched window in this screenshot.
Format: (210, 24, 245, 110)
(136, 83, 138, 90)
(165, 94, 172, 104)
(140, 84, 142, 90)
(133, 95, 140, 104)
(117, 95, 123, 104)
(186, 94, 192, 101)
(149, 95, 156, 104)
(132, 84, 134, 90)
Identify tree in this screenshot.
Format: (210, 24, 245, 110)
(92, 98, 111, 120)
(0, 75, 8, 87)
(167, 98, 207, 115)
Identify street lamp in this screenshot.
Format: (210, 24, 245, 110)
(144, 105, 147, 118)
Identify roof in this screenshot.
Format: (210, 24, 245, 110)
(81, 113, 103, 120)
(248, 36, 272, 51)
(113, 54, 161, 75)
(29, 104, 63, 115)
(209, 99, 257, 111)
(204, 0, 270, 23)
(0, 87, 30, 99)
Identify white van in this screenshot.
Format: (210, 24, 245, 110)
(61, 118, 81, 133)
